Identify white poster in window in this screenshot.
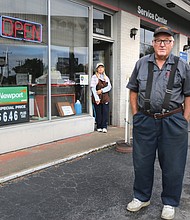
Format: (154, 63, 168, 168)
(80, 75, 88, 85)
(61, 106, 74, 116)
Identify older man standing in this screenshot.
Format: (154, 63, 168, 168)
(126, 26, 190, 219)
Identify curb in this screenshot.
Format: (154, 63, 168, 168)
(0, 142, 116, 184)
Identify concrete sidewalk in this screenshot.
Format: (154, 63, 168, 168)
(0, 126, 125, 183)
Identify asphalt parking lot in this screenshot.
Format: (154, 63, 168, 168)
(0, 145, 190, 220)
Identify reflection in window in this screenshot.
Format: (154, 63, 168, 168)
(0, 0, 90, 124)
(50, 0, 89, 118)
(140, 27, 154, 58)
(93, 9, 111, 37)
(0, 45, 46, 85)
(0, 0, 48, 122)
(145, 29, 154, 45)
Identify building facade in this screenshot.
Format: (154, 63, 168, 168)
(0, 0, 189, 153)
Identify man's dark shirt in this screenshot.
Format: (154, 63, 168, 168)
(127, 53, 190, 112)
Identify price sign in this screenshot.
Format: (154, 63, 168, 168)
(0, 86, 29, 126)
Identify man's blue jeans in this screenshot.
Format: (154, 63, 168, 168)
(132, 111, 188, 207)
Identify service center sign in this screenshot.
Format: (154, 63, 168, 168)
(0, 86, 29, 126)
(0, 15, 42, 43)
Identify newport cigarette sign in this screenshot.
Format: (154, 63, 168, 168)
(0, 87, 27, 104)
(0, 86, 29, 125)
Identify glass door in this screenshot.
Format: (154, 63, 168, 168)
(93, 39, 113, 124)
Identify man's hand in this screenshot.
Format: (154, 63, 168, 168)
(183, 96, 190, 122)
(97, 89, 102, 95)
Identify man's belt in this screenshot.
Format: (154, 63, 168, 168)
(141, 107, 182, 119)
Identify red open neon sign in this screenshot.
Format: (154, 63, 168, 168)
(0, 15, 42, 43)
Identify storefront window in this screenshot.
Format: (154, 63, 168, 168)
(50, 0, 89, 118)
(93, 9, 111, 37)
(0, 0, 90, 126)
(0, 0, 48, 125)
(140, 27, 154, 58)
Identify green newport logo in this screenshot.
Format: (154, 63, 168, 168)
(0, 86, 28, 104)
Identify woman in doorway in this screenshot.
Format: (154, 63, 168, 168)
(90, 63, 112, 133)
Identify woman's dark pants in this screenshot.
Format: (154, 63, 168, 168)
(94, 103, 109, 129)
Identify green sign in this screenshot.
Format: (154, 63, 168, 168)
(0, 86, 29, 126)
(0, 86, 28, 105)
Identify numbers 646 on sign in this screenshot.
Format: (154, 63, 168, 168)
(0, 110, 19, 122)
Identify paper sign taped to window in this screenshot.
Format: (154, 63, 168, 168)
(80, 75, 88, 85)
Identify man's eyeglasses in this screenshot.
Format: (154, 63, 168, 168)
(154, 39, 173, 45)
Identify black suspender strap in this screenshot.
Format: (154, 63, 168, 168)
(144, 56, 179, 112)
(162, 56, 179, 111)
(144, 61, 154, 111)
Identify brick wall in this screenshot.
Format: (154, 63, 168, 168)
(112, 10, 140, 127)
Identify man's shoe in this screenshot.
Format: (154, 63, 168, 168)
(127, 198, 150, 212)
(97, 128, 102, 132)
(102, 128, 107, 133)
(161, 205, 175, 220)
